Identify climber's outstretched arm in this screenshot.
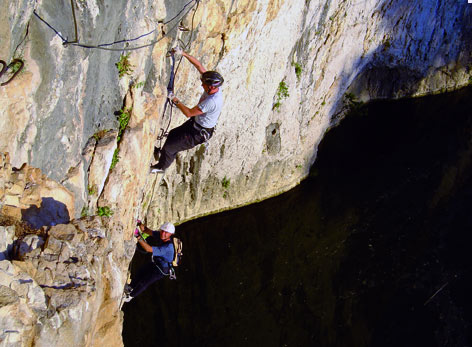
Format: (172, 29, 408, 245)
(138, 224, 153, 236)
(181, 51, 206, 74)
(137, 238, 153, 253)
(172, 46, 206, 73)
(168, 47, 214, 117)
(173, 102, 203, 118)
(167, 90, 203, 118)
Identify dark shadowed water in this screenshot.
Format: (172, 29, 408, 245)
(123, 86, 472, 347)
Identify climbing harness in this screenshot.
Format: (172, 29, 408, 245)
(152, 258, 177, 280)
(191, 119, 213, 150)
(0, 59, 24, 86)
(151, 236, 183, 281)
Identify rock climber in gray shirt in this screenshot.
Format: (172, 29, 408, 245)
(151, 47, 224, 173)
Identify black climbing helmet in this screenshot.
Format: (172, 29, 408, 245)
(201, 71, 224, 87)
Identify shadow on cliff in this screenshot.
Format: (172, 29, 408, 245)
(329, 0, 472, 122)
(21, 197, 70, 229)
(123, 84, 472, 347)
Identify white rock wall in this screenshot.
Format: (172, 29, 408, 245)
(145, 0, 472, 226)
(0, 0, 471, 345)
(0, 0, 470, 225)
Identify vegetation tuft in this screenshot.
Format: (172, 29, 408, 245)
(222, 176, 230, 189)
(117, 108, 131, 142)
(10, 60, 24, 74)
(93, 129, 108, 142)
(80, 206, 89, 218)
(273, 80, 290, 111)
(116, 53, 133, 78)
(87, 185, 97, 195)
(110, 149, 120, 170)
(133, 81, 145, 89)
(98, 206, 113, 217)
(292, 62, 302, 82)
(343, 92, 366, 117)
(109, 107, 132, 170)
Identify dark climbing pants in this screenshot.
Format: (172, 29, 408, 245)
(130, 261, 166, 298)
(156, 119, 211, 170)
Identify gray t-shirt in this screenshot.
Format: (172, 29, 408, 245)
(196, 89, 223, 128)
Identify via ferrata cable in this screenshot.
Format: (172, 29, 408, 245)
(32, 0, 200, 52)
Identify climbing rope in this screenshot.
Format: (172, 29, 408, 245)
(145, 0, 199, 219)
(0, 20, 30, 87)
(143, 0, 199, 218)
(0, 59, 24, 86)
(155, 53, 176, 149)
(33, 0, 200, 52)
(155, 0, 200, 149)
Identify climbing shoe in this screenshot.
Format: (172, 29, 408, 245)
(150, 165, 165, 174)
(122, 292, 133, 303)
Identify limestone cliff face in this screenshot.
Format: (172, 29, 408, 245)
(0, 152, 133, 346)
(0, 0, 471, 345)
(1, 0, 471, 224)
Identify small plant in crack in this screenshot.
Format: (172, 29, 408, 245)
(109, 107, 132, 170)
(87, 184, 97, 195)
(80, 206, 89, 218)
(292, 62, 302, 82)
(273, 80, 290, 111)
(110, 148, 120, 170)
(98, 206, 113, 217)
(117, 108, 131, 142)
(133, 81, 145, 89)
(116, 53, 133, 78)
(9, 59, 24, 74)
(221, 176, 231, 189)
(93, 129, 108, 142)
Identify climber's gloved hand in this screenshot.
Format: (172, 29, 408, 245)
(168, 91, 175, 100)
(171, 46, 183, 56)
(134, 220, 144, 237)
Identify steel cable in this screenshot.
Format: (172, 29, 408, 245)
(33, 0, 200, 52)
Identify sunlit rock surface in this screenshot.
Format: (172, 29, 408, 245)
(0, 0, 471, 345)
(1, 0, 471, 223)
(0, 153, 132, 346)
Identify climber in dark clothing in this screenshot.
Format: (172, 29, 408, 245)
(123, 222, 175, 301)
(150, 47, 224, 173)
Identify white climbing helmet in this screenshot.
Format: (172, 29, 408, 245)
(159, 222, 175, 234)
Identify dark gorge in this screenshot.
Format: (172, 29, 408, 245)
(123, 86, 472, 347)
